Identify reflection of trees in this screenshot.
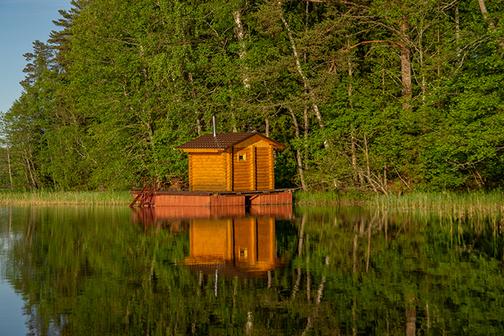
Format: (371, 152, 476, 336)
(2, 206, 504, 334)
(296, 207, 504, 335)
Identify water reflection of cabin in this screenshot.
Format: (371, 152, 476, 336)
(178, 132, 284, 192)
(184, 217, 277, 276)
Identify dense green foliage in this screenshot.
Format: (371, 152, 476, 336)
(2, 206, 504, 334)
(0, 0, 503, 191)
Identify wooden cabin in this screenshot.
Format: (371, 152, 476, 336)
(178, 132, 285, 192)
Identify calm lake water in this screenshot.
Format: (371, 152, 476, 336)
(0, 205, 503, 335)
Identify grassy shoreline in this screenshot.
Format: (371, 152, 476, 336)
(0, 190, 131, 206)
(295, 190, 504, 214)
(1, 190, 503, 215)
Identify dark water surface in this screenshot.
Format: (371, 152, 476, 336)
(1, 206, 504, 335)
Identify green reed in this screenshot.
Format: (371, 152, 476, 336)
(296, 190, 504, 218)
(373, 191, 504, 214)
(0, 190, 131, 206)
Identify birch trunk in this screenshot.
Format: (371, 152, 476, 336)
(347, 40, 354, 109)
(24, 152, 37, 189)
(278, 1, 328, 148)
(351, 129, 363, 185)
(418, 20, 426, 102)
(188, 72, 202, 135)
(400, 18, 412, 111)
(477, 0, 504, 49)
(478, 0, 495, 29)
(303, 105, 309, 170)
(455, 5, 461, 58)
(288, 107, 307, 190)
(233, 10, 251, 89)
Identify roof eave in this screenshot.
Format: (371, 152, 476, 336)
(179, 148, 225, 153)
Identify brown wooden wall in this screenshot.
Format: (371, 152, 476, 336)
(187, 140, 276, 192)
(255, 147, 273, 190)
(232, 142, 274, 191)
(233, 148, 252, 191)
(189, 153, 228, 191)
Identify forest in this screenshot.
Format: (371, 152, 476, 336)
(0, 0, 503, 192)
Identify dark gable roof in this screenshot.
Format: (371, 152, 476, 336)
(178, 132, 284, 150)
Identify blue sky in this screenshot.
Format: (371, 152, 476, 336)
(0, 0, 70, 113)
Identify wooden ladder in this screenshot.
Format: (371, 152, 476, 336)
(129, 186, 155, 208)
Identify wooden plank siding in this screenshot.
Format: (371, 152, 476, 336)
(250, 146, 256, 190)
(233, 148, 252, 191)
(182, 134, 282, 192)
(190, 153, 227, 191)
(256, 146, 272, 190)
(226, 150, 233, 191)
(268, 145, 274, 189)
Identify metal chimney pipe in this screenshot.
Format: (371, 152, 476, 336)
(212, 115, 217, 137)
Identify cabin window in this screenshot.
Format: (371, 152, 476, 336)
(239, 248, 248, 259)
(238, 153, 247, 161)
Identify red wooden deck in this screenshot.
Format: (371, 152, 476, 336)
(153, 193, 245, 207)
(130, 189, 293, 208)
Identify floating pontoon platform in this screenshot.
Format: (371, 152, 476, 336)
(130, 188, 294, 208)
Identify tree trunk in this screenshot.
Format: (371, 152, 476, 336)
(188, 72, 202, 135)
(288, 107, 308, 190)
(418, 19, 426, 102)
(278, 1, 328, 148)
(400, 18, 412, 111)
(303, 105, 309, 170)
(233, 10, 251, 89)
(478, 0, 495, 29)
(406, 304, 416, 336)
(477, 0, 504, 50)
(363, 134, 377, 193)
(351, 129, 363, 185)
(229, 101, 238, 132)
(455, 4, 461, 58)
(347, 40, 354, 109)
(24, 152, 37, 189)
(7, 147, 13, 189)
